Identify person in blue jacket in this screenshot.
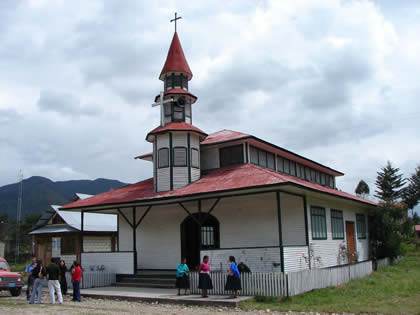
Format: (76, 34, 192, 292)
(225, 256, 241, 298)
(175, 258, 190, 295)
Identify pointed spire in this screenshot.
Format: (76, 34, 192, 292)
(159, 32, 193, 81)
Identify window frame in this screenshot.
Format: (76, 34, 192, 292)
(356, 214, 367, 239)
(172, 146, 187, 167)
(158, 147, 170, 168)
(310, 206, 327, 240)
(331, 209, 345, 240)
(191, 148, 200, 168)
(220, 144, 244, 168)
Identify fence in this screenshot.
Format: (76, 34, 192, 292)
(65, 271, 116, 289)
(189, 260, 373, 297)
(189, 271, 288, 296)
(287, 260, 372, 296)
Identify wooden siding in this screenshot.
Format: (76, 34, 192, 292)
(280, 193, 306, 246)
(136, 204, 186, 269)
(208, 193, 279, 248)
(201, 247, 281, 273)
(81, 252, 134, 274)
(283, 246, 309, 273)
(156, 134, 171, 192)
(173, 167, 189, 189)
(306, 197, 370, 268)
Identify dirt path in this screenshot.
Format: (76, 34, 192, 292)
(0, 291, 292, 314)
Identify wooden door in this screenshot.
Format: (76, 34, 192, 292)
(346, 221, 356, 263)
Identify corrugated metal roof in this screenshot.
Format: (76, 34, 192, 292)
(415, 225, 420, 232)
(146, 122, 207, 142)
(75, 193, 93, 200)
(201, 129, 250, 145)
(159, 32, 192, 80)
(60, 163, 376, 210)
(29, 225, 77, 235)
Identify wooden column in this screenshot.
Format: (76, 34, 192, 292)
(132, 207, 137, 274)
(276, 192, 285, 273)
(80, 210, 84, 265)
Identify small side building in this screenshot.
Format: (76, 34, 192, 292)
(30, 196, 117, 266)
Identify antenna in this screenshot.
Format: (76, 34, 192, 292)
(15, 170, 23, 264)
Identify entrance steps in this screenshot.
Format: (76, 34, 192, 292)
(114, 270, 177, 289)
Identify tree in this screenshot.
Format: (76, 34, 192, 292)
(355, 180, 370, 198)
(402, 166, 420, 215)
(374, 161, 406, 202)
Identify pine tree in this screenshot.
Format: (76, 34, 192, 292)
(355, 180, 370, 198)
(374, 161, 406, 202)
(402, 166, 420, 213)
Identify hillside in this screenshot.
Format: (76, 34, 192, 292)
(0, 176, 128, 220)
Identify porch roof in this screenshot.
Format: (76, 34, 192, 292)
(60, 163, 376, 211)
(29, 225, 77, 234)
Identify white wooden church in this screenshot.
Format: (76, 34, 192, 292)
(60, 27, 376, 276)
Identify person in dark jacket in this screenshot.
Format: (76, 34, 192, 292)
(225, 256, 241, 298)
(59, 260, 67, 295)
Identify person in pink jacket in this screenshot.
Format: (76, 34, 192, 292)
(197, 256, 213, 298)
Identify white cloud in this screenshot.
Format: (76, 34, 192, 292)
(0, 0, 418, 208)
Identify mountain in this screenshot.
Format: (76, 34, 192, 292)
(0, 176, 128, 220)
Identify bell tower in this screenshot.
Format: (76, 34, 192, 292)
(146, 16, 207, 192)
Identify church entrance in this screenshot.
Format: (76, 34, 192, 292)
(180, 213, 219, 270)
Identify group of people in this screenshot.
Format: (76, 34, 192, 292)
(25, 257, 82, 304)
(176, 255, 241, 298)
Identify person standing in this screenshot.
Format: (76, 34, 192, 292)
(45, 258, 63, 304)
(24, 257, 37, 301)
(175, 258, 190, 296)
(59, 260, 68, 295)
(224, 256, 241, 298)
(71, 261, 82, 302)
(198, 255, 213, 298)
(29, 260, 47, 304)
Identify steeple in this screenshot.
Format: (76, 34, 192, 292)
(159, 32, 193, 81)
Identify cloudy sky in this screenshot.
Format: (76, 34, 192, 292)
(1, 0, 419, 208)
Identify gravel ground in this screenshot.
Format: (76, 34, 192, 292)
(0, 291, 304, 315)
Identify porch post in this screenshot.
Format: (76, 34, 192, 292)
(303, 195, 309, 246)
(132, 206, 137, 274)
(80, 210, 84, 265)
(276, 191, 285, 273)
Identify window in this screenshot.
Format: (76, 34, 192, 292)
(290, 161, 296, 176)
(173, 147, 187, 166)
(284, 159, 290, 174)
(173, 104, 184, 121)
(315, 171, 320, 184)
(356, 214, 367, 239)
(277, 156, 284, 172)
(310, 169, 316, 182)
(250, 146, 258, 164)
(62, 237, 76, 255)
(258, 150, 267, 167)
(220, 144, 244, 167)
(311, 206, 327, 240)
(163, 103, 172, 116)
(331, 210, 344, 239)
(299, 165, 305, 179)
(201, 226, 215, 246)
(158, 148, 169, 168)
(320, 173, 326, 186)
(267, 153, 275, 170)
(191, 148, 199, 168)
(305, 167, 311, 181)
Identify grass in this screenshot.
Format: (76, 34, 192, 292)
(241, 249, 420, 314)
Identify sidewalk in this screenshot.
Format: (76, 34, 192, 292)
(78, 286, 253, 307)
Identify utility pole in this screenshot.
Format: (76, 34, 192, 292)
(15, 170, 23, 264)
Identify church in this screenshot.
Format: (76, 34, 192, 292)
(60, 25, 376, 276)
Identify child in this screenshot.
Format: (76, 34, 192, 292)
(197, 255, 213, 298)
(225, 256, 241, 298)
(175, 258, 190, 296)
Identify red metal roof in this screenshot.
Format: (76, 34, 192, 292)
(135, 152, 153, 161)
(415, 225, 420, 232)
(146, 122, 208, 142)
(201, 129, 250, 145)
(159, 32, 192, 81)
(60, 163, 376, 210)
(154, 89, 197, 104)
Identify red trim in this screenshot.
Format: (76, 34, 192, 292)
(146, 122, 207, 142)
(135, 152, 153, 160)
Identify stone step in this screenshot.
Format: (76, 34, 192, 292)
(118, 277, 175, 285)
(112, 282, 175, 289)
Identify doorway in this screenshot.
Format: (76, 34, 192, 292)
(180, 213, 219, 270)
(345, 221, 356, 263)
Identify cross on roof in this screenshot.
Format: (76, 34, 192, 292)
(170, 12, 182, 32)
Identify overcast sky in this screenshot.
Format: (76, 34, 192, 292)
(1, 0, 419, 210)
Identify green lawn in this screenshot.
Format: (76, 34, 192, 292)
(241, 249, 420, 314)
